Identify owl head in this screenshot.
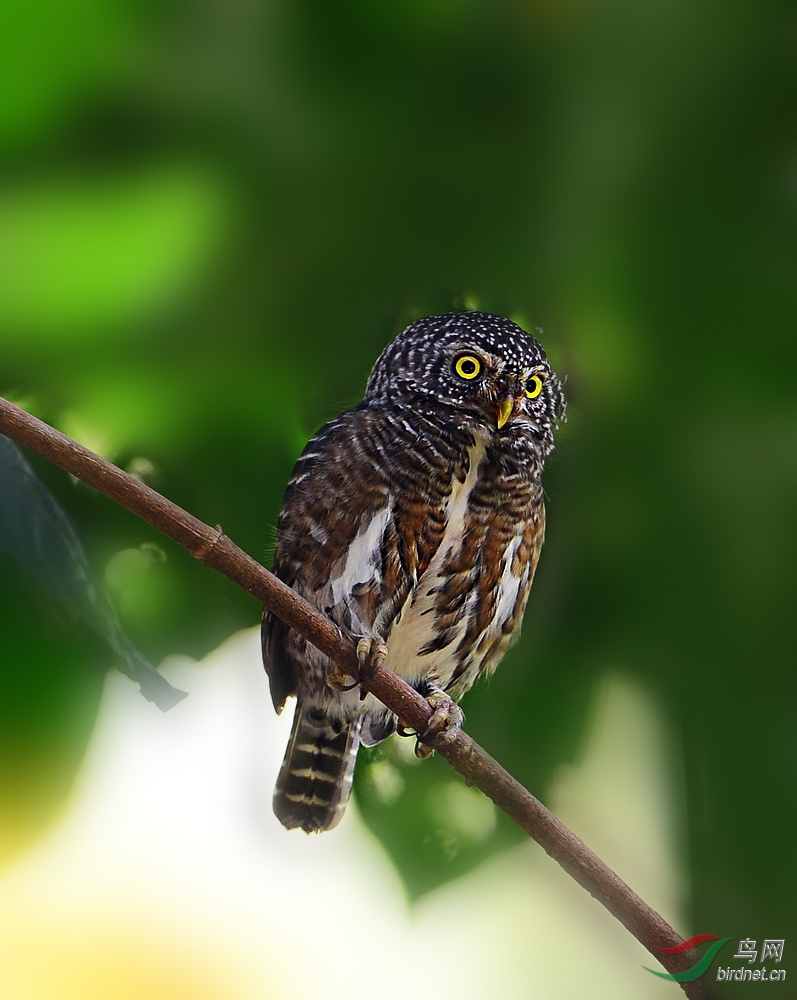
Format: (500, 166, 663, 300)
(365, 311, 566, 437)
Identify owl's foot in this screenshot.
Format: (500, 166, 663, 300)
(325, 664, 357, 691)
(356, 637, 388, 677)
(413, 688, 464, 760)
(325, 638, 388, 698)
(354, 637, 388, 699)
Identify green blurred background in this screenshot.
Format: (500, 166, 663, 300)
(1, 0, 795, 990)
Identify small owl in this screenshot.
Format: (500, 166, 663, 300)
(262, 311, 565, 833)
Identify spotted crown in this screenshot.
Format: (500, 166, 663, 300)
(365, 311, 565, 437)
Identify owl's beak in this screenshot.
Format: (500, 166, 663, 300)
(496, 398, 514, 429)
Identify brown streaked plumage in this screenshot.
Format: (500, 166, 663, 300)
(262, 311, 565, 833)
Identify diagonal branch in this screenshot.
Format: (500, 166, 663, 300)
(0, 396, 714, 1000)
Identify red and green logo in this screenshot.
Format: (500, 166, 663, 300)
(645, 934, 731, 982)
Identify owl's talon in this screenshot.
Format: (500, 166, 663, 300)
(414, 688, 464, 758)
(326, 665, 359, 692)
(356, 637, 387, 699)
(355, 637, 388, 686)
(327, 638, 388, 694)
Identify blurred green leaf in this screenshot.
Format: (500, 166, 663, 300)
(0, 436, 184, 708)
(0, 556, 104, 862)
(0, 167, 227, 337)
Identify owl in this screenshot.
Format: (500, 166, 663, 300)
(262, 311, 565, 833)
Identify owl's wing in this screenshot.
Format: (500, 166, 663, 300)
(262, 405, 457, 712)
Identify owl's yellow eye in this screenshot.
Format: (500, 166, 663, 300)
(454, 355, 482, 380)
(525, 374, 546, 399)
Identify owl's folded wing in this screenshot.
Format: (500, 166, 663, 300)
(261, 405, 455, 712)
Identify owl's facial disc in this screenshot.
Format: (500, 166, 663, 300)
(452, 352, 545, 429)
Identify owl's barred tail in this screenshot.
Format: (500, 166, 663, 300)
(273, 706, 362, 833)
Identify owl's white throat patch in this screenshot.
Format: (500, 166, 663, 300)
(438, 436, 488, 559)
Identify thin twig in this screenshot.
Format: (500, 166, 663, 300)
(0, 396, 715, 1000)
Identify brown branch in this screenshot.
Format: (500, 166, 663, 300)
(0, 396, 715, 1000)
